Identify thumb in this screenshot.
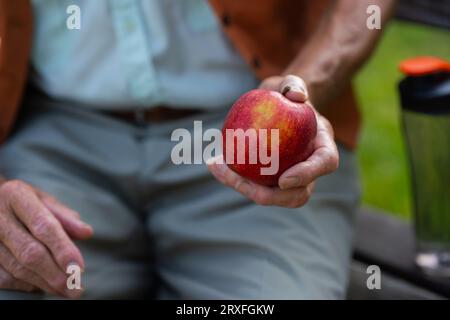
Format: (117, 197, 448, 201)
(280, 75, 308, 102)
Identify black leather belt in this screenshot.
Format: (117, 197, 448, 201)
(104, 106, 203, 125)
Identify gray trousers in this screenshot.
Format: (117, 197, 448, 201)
(0, 95, 360, 299)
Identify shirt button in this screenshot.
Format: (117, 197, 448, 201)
(222, 14, 231, 27)
(252, 56, 261, 69)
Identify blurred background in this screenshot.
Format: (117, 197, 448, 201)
(355, 20, 450, 220)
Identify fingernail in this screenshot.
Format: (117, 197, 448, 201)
(236, 181, 254, 197)
(282, 85, 307, 100)
(279, 176, 300, 190)
(290, 86, 306, 95)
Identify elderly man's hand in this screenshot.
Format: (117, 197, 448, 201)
(0, 179, 93, 297)
(208, 75, 339, 208)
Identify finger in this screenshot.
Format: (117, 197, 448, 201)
(207, 157, 245, 192)
(35, 189, 81, 220)
(0, 243, 57, 295)
(280, 75, 308, 102)
(9, 183, 85, 271)
(0, 208, 77, 298)
(208, 157, 313, 208)
(276, 183, 315, 208)
(207, 157, 256, 199)
(212, 164, 312, 208)
(0, 265, 37, 293)
(279, 120, 339, 190)
(38, 194, 93, 240)
(259, 76, 283, 91)
(249, 183, 313, 208)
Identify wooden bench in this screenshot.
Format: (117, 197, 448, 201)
(347, 208, 450, 299)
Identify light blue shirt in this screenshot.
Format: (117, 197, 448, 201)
(30, 0, 259, 110)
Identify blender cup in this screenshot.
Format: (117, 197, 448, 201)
(399, 56, 450, 276)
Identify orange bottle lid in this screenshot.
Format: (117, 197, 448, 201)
(399, 56, 450, 76)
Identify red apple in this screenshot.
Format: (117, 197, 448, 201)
(222, 89, 317, 186)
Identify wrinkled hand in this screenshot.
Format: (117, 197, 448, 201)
(208, 75, 339, 208)
(0, 179, 93, 298)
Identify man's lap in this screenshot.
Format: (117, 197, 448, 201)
(149, 145, 359, 299)
(0, 100, 359, 299)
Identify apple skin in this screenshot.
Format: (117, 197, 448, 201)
(222, 89, 317, 186)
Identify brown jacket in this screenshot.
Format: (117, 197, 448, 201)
(0, 0, 360, 149)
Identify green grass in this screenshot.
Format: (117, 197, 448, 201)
(354, 21, 450, 220)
